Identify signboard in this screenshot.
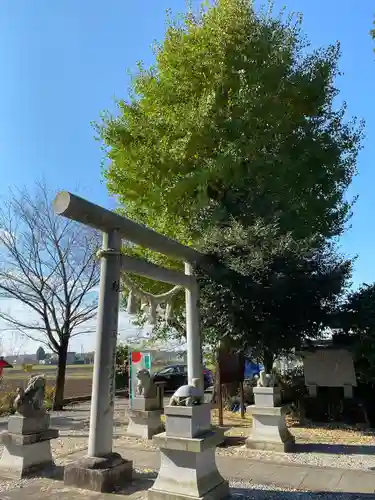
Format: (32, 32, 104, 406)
(129, 351, 152, 400)
(217, 349, 245, 384)
(303, 348, 357, 388)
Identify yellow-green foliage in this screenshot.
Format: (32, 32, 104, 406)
(44, 386, 56, 410)
(0, 391, 16, 415)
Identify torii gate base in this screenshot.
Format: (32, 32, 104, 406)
(64, 453, 132, 493)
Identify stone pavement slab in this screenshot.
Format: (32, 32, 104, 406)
(113, 446, 375, 493)
(299, 468, 343, 492)
(2, 476, 375, 500)
(0, 474, 152, 500)
(336, 472, 375, 494)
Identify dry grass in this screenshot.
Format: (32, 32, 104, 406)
(0, 377, 93, 399)
(208, 409, 375, 446)
(2, 364, 92, 379)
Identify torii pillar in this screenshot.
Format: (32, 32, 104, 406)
(64, 230, 133, 493)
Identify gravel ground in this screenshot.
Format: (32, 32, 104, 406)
(215, 445, 375, 471)
(108, 425, 375, 472)
(133, 436, 375, 471)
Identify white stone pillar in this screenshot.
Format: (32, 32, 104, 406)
(88, 230, 122, 457)
(184, 262, 203, 392)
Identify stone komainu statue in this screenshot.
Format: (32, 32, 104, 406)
(169, 378, 202, 407)
(256, 369, 277, 388)
(14, 374, 46, 417)
(136, 368, 157, 399)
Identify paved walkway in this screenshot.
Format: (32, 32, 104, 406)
(2, 450, 375, 499)
(2, 446, 375, 498)
(12, 443, 373, 496)
(113, 445, 375, 494)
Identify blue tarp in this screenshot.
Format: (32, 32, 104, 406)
(244, 360, 263, 379)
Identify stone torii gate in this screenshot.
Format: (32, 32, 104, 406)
(53, 191, 206, 491)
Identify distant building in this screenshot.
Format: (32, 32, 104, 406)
(66, 352, 76, 365)
(7, 354, 37, 366)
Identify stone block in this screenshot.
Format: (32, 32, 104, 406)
(7, 414, 50, 435)
(246, 404, 295, 453)
(153, 430, 224, 453)
(0, 428, 58, 479)
(253, 387, 281, 407)
(149, 431, 229, 500)
(343, 384, 353, 399)
(164, 404, 211, 438)
(148, 477, 230, 500)
(131, 396, 161, 411)
(63, 452, 133, 493)
(0, 428, 58, 446)
(127, 409, 164, 439)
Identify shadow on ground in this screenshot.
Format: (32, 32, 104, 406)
(114, 470, 158, 495)
(231, 489, 375, 499)
(217, 435, 247, 447)
(293, 443, 375, 455)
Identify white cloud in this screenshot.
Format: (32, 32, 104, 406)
(0, 296, 150, 356)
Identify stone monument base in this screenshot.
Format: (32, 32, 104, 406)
(64, 452, 133, 493)
(127, 409, 164, 440)
(148, 431, 229, 500)
(0, 415, 58, 478)
(246, 405, 295, 452)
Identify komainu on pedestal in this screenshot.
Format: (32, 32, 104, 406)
(246, 370, 295, 452)
(0, 375, 59, 478)
(127, 368, 164, 439)
(148, 378, 229, 500)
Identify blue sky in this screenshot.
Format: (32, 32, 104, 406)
(0, 1, 374, 352)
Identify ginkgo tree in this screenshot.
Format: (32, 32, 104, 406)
(98, 0, 361, 358)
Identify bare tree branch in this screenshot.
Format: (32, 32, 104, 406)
(0, 180, 101, 355)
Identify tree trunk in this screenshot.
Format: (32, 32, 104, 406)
(263, 350, 274, 373)
(53, 339, 69, 411)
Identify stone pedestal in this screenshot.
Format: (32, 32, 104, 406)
(246, 398, 295, 452)
(0, 414, 58, 478)
(127, 396, 164, 440)
(127, 409, 164, 439)
(148, 404, 229, 500)
(253, 386, 281, 407)
(64, 452, 132, 493)
(343, 384, 353, 399)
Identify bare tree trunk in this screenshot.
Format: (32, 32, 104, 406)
(53, 339, 69, 410)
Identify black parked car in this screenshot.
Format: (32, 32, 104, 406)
(152, 364, 214, 392)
